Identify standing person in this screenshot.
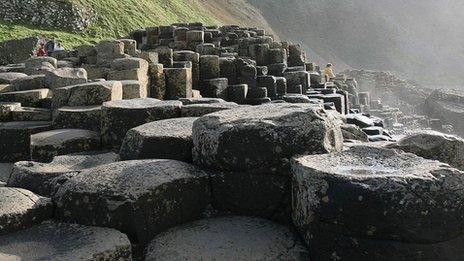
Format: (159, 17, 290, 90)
(324, 63, 336, 82)
(36, 42, 47, 57)
(45, 38, 55, 56)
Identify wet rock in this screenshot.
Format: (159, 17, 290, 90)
(120, 117, 197, 162)
(0, 222, 132, 260)
(292, 146, 464, 244)
(388, 131, 464, 171)
(144, 216, 309, 260)
(30, 129, 101, 162)
(193, 103, 343, 174)
(54, 159, 210, 244)
(101, 99, 181, 150)
(0, 187, 52, 234)
(181, 102, 240, 117)
(9, 151, 118, 197)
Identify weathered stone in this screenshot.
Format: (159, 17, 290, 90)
(0, 102, 21, 121)
(120, 117, 197, 162)
(120, 80, 147, 99)
(219, 57, 237, 85)
(282, 94, 311, 103)
(81, 64, 110, 79)
(10, 75, 46, 91)
(0, 121, 51, 162)
(154, 47, 174, 68)
(0, 88, 50, 107)
(111, 58, 149, 72)
(0, 187, 52, 234)
(0, 222, 132, 261)
(249, 44, 269, 66)
(95, 40, 126, 65)
(0, 84, 13, 93)
(101, 99, 181, 150)
(52, 81, 122, 108)
(148, 63, 166, 99)
(144, 216, 309, 261)
(45, 68, 87, 89)
(341, 124, 369, 142)
(346, 113, 375, 128)
(227, 84, 248, 104)
(202, 78, 228, 99)
(11, 107, 51, 121)
(0, 72, 28, 84)
(200, 55, 220, 82)
(53, 106, 102, 132)
(24, 57, 56, 75)
(284, 71, 310, 93)
(30, 129, 101, 163)
(181, 102, 240, 117)
(193, 103, 343, 174)
(257, 75, 277, 97)
(0, 37, 39, 65)
(120, 39, 137, 56)
(388, 131, 464, 171)
(54, 159, 211, 244)
(247, 87, 267, 99)
(136, 51, 159, 64)
(178, 97, 225, 105)
(292, 146, 464, 244)
(8, 151, 119, 197)
(164, 68, 193, 100)
(0, 163, 13, 183)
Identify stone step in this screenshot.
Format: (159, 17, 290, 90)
(10, 75, 47, 91)
(0, 72, 28, 84)
(0, 102, 21, 121)
(53, 105, 102, 132)
(0, 84, 13, 93)
(52, 81, 122, 109)
(180, 102, 241, 117)
(0, 121, 51, 162)
(0, 222, 132, 260)
(30, 129, 101, 163)
(11, 107, 51, 121)
(0, 88, 50, 107)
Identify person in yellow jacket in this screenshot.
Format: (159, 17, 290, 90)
(324, 63, 336, 82)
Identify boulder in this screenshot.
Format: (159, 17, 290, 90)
(8, 151, 119, 197)
(120, 117, 197, 162)
(0, 121, 51, 162)
(0, 88, 50, 107)
(292, 146, 464, 244)
(0, 222, 132, 260)
(30, 129, 101, 163)
(388, 131, 464, 171)
(192, 104, 343, 174)
(52, 81, 122, 109)
(144, 216, 309, 260)
(0, 72, 28, 84)
(101, 99, 181, 150)
(0, 187, 52, 234)
(54, 159, 211, 244)
(53, 106, 102, 132)
(181, 102, 241, 117)
(45, 68, 88, 89)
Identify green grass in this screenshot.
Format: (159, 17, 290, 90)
(0, 0, 220, 48)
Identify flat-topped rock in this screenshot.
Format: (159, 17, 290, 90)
(53, 105, 102, 132)
(54, 159, 210, 244)
(111, 57, 149, 71)
(52, 81, 122, 109)
(193, 103, 343, 174)
(120, 117, 197, 162)
(30, 129, 101, 162)
(9, 151, 118, 197)
(11, 107, 51, 121)
(0, 72, 28, 84)
(0, 88, 50, 107)
(282, 94, 312, 103)
(0, 187, 52, 234)
(341, 124, 369, 142)
(10, 75, 47, 91)
(45, 68, 88, 89)
(181, 102, 241, 117)
(292, 146, 464, 244)
(0, 121, 51, 162)
(0, 222, 132, 260)
(120, 80, 147, 99)
(0, 102, 21, 121)
(388, 131, 464, 171)
(101, 99, 181, 150)
(179, 97, 226, 105)
(144, 216, 309, 260)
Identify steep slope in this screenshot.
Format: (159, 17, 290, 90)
(248, 0, 464, 86)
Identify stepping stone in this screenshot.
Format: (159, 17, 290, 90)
(120, 117, 197, 162)
(0, 89, 50, 107)
(10, 75, 47, 91)
(0, 163, 13, 183)
(45, 68, 88, 89)
(52, 81, 122, 109)
(54, 159, 210, 244)
(30, 129, 101, 163)
(292, 146, 464, 246)
(0, 187, 52, 234)
(0, 222, 132, 260)
(192, 103, 343, 174)
(0, 72, 28, 84)
(0, 102, 21, 121)
(144, 216, 309, 260)
(9, 151, 119, 197)
(388, 131, 464, 171)
(0, 121, 51, 162)
(53, 105, 102, 132)
(181, 102, 241, 117)
(178, 97, 225, 105)
(346, 113, 375, 128)
(11, 107, 51, 121)
(101, 99, 181, 150)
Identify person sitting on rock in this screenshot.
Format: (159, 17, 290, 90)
(324, 63, 336, 82)
(36, 42, 47, 57)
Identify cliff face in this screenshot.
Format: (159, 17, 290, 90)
(247, 0, 464, 86)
